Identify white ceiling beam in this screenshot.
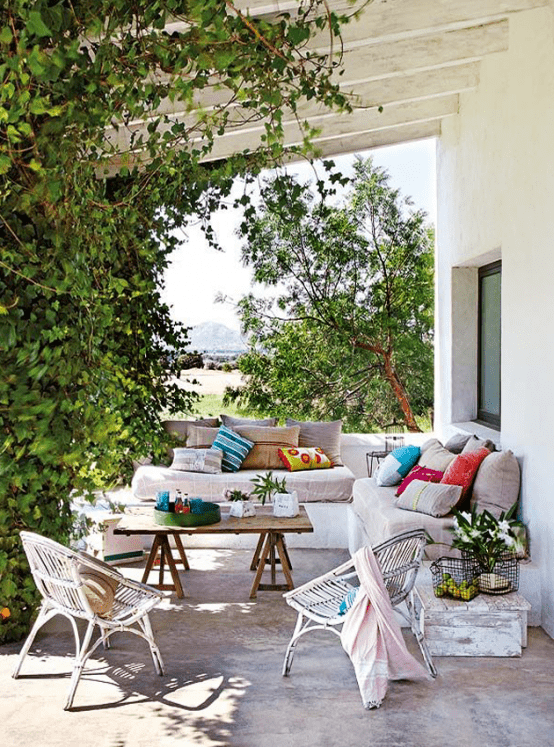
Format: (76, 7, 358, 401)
(338, 21, 509, 84)
(199, 94, 457, 161)
(342, 61, 480, 110)
(308, 0, 548, 49)
(306, 121, 441, 160)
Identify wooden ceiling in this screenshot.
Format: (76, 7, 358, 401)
(106, 0, 549, 167)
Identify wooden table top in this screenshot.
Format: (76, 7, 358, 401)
(114, 505, 314, 536)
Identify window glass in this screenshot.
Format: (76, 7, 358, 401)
(478, 262, 501, 427)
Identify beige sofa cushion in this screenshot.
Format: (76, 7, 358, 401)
(188, 426, 219, 448)
(396, 480, 463, 517)
(417, 439, 457, 472)
(286, 418, 343, 466)
(235, 425, 300, 470)
(352, 478, 455, 560)
(461, 435, 495, 454)
(221, 414, 278, 427)
(163, 418, 219, 446)
(470, 450, 521, 517)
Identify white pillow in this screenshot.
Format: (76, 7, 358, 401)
(170, 447, 223, 474)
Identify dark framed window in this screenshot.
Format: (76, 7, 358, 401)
(477, 261, 501, 428)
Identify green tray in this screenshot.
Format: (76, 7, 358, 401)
(154, 504, 221, 527)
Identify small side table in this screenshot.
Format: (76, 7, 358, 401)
(416, 584, 531, 657)
(365, 450, 388, 477)
(365, 435, 405, 476)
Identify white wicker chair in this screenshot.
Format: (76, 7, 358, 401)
(282, 529, 437, 679)
(13, 531, 165, 710)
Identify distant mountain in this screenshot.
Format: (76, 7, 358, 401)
(187, 321, 248, 353)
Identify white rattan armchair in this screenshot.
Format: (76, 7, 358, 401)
(13, 531, 165, 710)
(282, 529, 437, 678)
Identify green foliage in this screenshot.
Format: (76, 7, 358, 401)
(250, 472, 288, 505)
(0, 0, 352, 642)
(225, 489, 251, 502)
(234, 156, 434, 433)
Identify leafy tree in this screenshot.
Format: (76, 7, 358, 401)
(233, 156, 434, 432)
(0, 0, 353, 641)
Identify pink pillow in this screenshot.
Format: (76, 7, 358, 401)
(396, 465, 444, 496)
(440, 447, 490, 501)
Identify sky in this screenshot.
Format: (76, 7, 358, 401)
(161, 138, 437, 332)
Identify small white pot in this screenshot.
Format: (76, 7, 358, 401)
(229, 500, 256, 518)
(273, 491, 299, 518)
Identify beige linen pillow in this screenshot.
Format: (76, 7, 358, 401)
(286, 418, 343, 466)
(163, 418, 219, 446)
(396, 480, 463, 517)
(221, 414, 278, 427)
(443, 432, 472, 454)
(417, 439, 457, 472)
(77, 552, 122, 617)
(170, 447, 223, 474)
(235, 425, 300, 470)
(470, 450, 521, 517)
(461, 435, 496, 454)
(187, 426, 219, 448)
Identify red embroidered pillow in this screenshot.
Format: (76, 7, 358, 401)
(396, 465, 444, 496)
(440, 447, 490, 501)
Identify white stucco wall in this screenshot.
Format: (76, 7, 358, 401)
(436, 6, 554, 636)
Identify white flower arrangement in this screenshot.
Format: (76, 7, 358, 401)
(450, 503, 525, 573)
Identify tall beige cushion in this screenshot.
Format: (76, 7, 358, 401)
(286, 418, 343, 466)
(163, 418, 220, 446)
(235, 425, 300, 470)
(470, 450, 521, 517)
(188, 426, 219, 448)
(461, 434, 495, 454)
(221, 414, 278, 427)
(417, 439, 457, 472)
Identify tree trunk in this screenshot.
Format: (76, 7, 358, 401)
(382, 352, 422, 433)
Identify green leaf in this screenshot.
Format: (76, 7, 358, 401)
(26, 11, 53, 38)
(0, 26, 13, 45)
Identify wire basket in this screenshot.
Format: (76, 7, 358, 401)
(462, 552, 520, 595)
(430, 556, 480, 601)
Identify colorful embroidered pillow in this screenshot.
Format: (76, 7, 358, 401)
(278, 447, 332, 472)
(374, 445, 421, 487)
(170, 447, 223, 474)
(440, 446, 490, 501)
(396, 465, 444, 496)
(211, 425, 254, 472)
(396, 480, 463, 517)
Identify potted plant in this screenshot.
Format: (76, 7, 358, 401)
(449, 503, 526, 594)
(251, 472, 299, 517)
(224, 489, 256, 518)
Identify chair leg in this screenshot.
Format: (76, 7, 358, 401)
(12, 601, 52, 679)
(138, 614, 165, 676)
(64, 620, 95, 710)
(406, 589, 437, 679)
(283, 612, 305, 676)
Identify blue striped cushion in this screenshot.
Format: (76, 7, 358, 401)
(212, 425, 254, 472)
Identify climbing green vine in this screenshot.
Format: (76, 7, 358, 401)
(0, 1, 355, 641)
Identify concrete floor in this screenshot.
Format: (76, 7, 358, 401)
(2, 547, 554, 747)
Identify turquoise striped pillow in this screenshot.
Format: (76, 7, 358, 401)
(212, 425, 254, 472)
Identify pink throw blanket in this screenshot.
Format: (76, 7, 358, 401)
(340, 545, 429, 709)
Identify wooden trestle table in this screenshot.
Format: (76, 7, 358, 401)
(114, 506, 314, 599)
